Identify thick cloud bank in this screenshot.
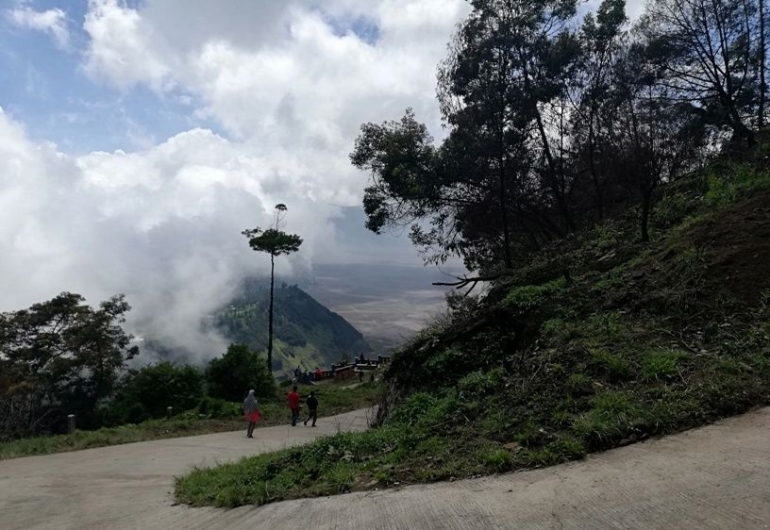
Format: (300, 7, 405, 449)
(0, 0, 476, 362)
(0, 109, 339, 359)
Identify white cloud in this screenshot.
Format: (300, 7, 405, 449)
(82, 0, 172, 90)
(76, 1, 471, 258)
(8, 6, 70, 49)
(0, 109, 343, 361)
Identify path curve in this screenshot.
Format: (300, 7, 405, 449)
(2, 407, 770, 529)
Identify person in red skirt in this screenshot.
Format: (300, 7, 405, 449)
(243, 389, 261, 438)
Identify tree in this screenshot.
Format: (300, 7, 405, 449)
(0, 293, 138, 437)
(205, 343, 275, 402)
(242, 205, 303, 372)
(570, 0, 628, 220)
(760, 0, 767, 128)
(608, 42, 705, 241)
(101, 362, 205, 425)
(642, 0, 758, 143)
(352, 0, 581, 272)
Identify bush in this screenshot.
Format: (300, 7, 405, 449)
(458, 369, 504, 399)
(196, 397, 242, 419)
(589, 348, 633, 381)
(706, 163, 770, 207)
(503, 278, 566, 312)
(101, 362, 205, 426)
(206, 344, 276, 402)
(641, 349, 683, 381)
(572, 391, 647, 446)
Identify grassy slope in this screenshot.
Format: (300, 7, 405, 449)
(0, 381, 381, 460)
(176, 160, 770, 508)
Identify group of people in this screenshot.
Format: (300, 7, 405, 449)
(241, 385, 319, 438)
(293, 365, 325, 385)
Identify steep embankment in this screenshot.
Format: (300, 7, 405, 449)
(176, 161, 770, 508)
(213, 280, 371, 374)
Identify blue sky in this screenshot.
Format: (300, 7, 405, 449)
(0, 0, 223, 153)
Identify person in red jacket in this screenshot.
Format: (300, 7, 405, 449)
(287, 385, 301, 426)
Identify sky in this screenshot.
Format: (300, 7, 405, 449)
(0, 0, 645, 359)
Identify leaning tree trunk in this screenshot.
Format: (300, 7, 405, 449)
(640, 191, 652, 243)
(757, 0, 767, 129)
(267, 253, 275, 373)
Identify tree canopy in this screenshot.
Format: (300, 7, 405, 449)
(352, 0, 766, 273)
(242, 228, 303, 257)
(0, 293, 138, 437)
(205, 343, 276, 402)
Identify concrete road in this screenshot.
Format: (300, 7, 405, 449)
(2, 407, 770, 530)
(0, 409, 372, 530)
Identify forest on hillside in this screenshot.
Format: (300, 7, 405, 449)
(212, 279, 371, 374)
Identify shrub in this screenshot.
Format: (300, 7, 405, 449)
(566, 373, 591, 395)
(589, 348, 632, 381)
(479, 448, 514, 471)
(706, 164, 770, 207)
(503, 278, 566, 312)
(458, 369, 504, 399)
(206, 344, 276, 402)
(101, 362, 205, 426)
(572, 391, 647, 446)
(641, 349, 683, 381)
(584, 311, 628, 342)
(196, 397, 242, 419)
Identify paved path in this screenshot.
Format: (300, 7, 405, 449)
(0, 409, 371, 530)
(3, 407, 770, 529)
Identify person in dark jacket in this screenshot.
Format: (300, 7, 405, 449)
(303, 391, 319, 427)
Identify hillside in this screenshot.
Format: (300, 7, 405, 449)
(212, 279, 371, 375)
(177, 154, 770, 508)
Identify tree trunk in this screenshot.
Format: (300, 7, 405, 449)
(588, 118, 605, 220)
(267, 253, 275, 373)
(757, 0, 767, 129)
(641, 192, 651, 243)
(499, 166, 513, 269)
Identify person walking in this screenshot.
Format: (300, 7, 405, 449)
(242, 389, 261, 438)
(303, 391, 318, 427)
(287, 385, 301, 426)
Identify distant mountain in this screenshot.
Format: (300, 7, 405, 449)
(212, 279, 371, 375)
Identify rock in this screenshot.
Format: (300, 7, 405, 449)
(619, 438, 632, 447)
(503, 442, 522, 452)
(591, 381, 605, 391)
(629, 434, 638, 443)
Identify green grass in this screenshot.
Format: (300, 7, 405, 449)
(705, 163, 770, 207)
(0, 418, 245, 461)
(0, 381, 381, 461)
(640, 349, 684, 381)
(503, 278, 566, 311)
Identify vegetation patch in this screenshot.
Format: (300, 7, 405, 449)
(176, 176, 770, 508)
(0, 382, 381, 460)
